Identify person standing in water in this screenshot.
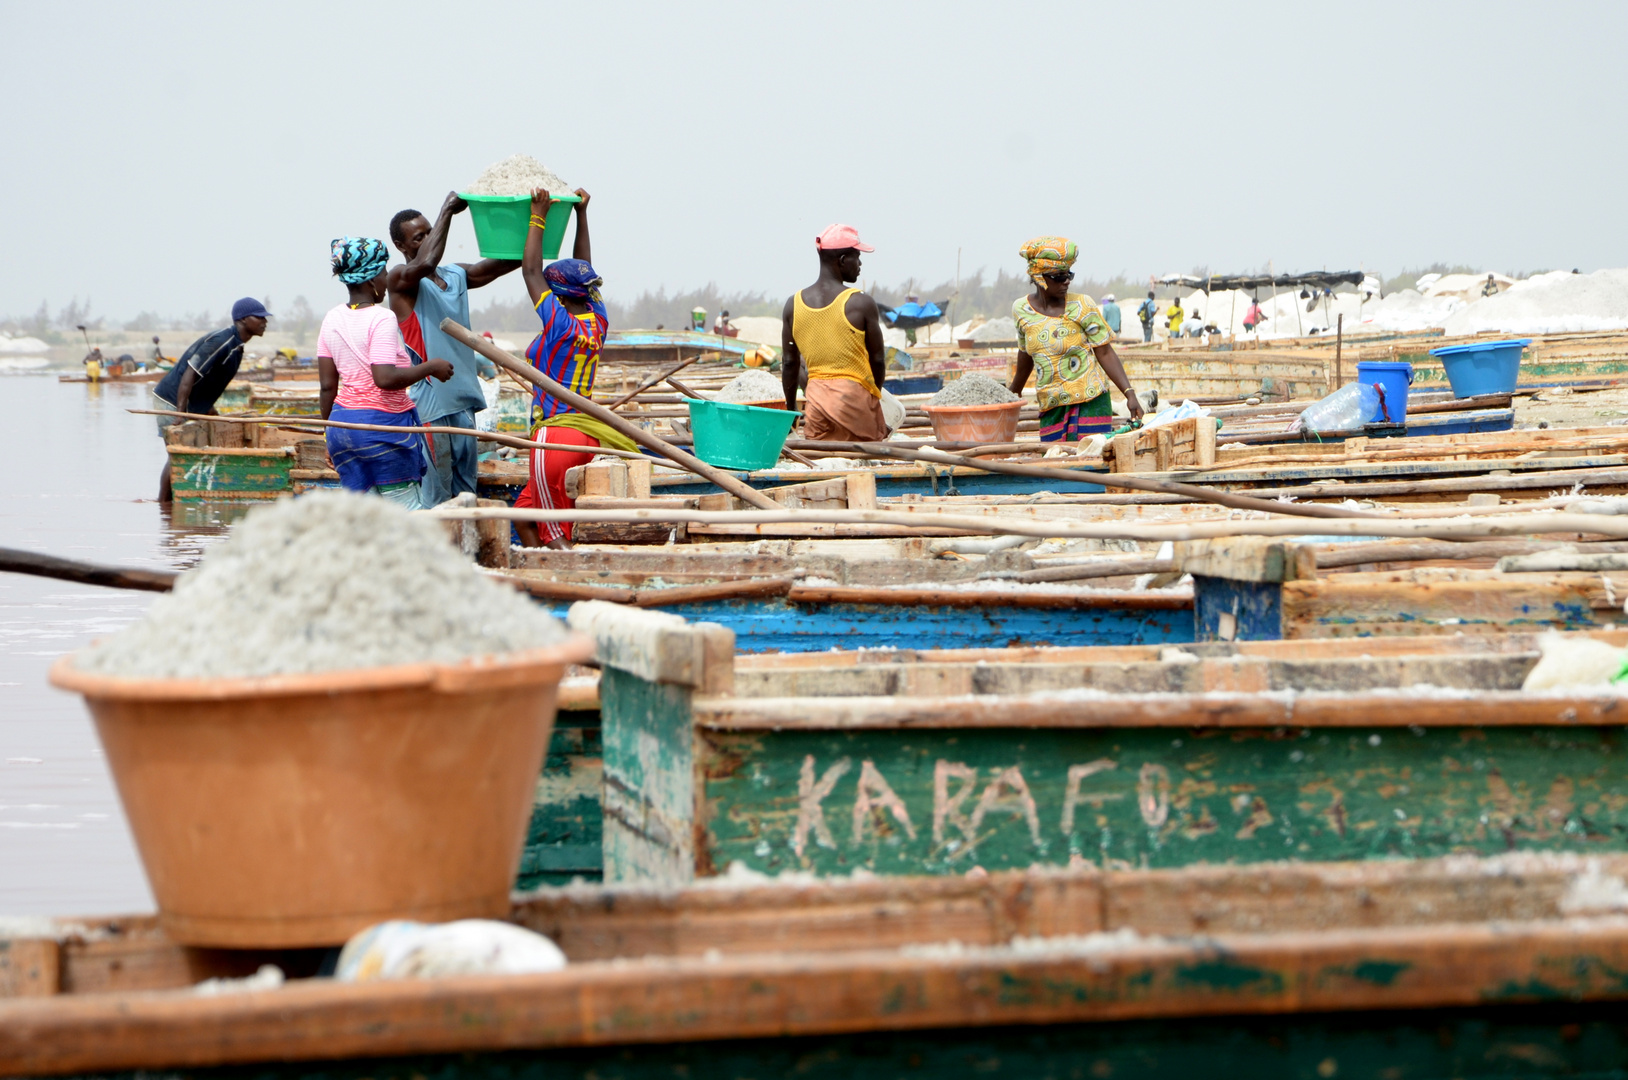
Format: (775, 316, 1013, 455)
(1008, 237, 1143, 442)
(316, 238, 451, 509)
(780, 224, 887, 442)
(511, 187, 637, 549)
(386, 192, 521, 506)
(152, 297, 270, 503)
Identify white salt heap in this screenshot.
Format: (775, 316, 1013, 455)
(465, 154, 573, 197)
(79, 492, 567, 680)
(1442, 269, 1628, 336)
(929, 374, 1019, 407)
(715, 369, 786, 403)
(968, 316, 1017, 343)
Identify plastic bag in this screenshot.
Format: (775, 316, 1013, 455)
(336, 919, 567, 982)
(1141, 399, 1210, 432)
(1289, 383, 1379, 435)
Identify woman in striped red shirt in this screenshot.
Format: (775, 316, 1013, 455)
(512, 188, 637, 548)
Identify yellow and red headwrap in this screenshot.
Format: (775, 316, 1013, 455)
(1019, 236, 1078, 284)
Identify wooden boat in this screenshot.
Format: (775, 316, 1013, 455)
(599, 329, 761, 366)
(11, 854, 1628, 1077)
(1118, 329, 1628, 400)
(14, 771, 1628, 1075)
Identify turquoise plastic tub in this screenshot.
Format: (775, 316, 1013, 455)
(688, 400, 801, 471)
(1428, 338, 1530, 398)
(459, 193, 581, 260)
(1355, 360, 1413, 423)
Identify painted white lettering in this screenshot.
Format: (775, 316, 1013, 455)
(1060, 759, 1121, 833)
(852, 759, 917, 843)
(933, 760, 977, 845)
(1138, 763, 1171, 828)
(970, 766, 1042, 848)
(793, 755, 851, 857)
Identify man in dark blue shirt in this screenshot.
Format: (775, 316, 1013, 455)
(154, 297, 270, 503)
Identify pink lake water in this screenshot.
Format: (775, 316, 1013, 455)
(1, 373, 233, 916)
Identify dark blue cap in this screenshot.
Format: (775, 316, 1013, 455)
(231, 297, 272, 321)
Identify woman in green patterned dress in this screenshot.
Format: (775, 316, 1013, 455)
(1007, 236, 1144, 442)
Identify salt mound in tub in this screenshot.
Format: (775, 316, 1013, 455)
(79, 491, 568, 680)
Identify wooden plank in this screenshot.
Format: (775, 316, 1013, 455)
(0, 941, 57, 998)
(12, 919, 1628, 1075)
(566, 601, 734, 690)
(1282, 570, 1623, 637)
(1175, 537, 1315, 583)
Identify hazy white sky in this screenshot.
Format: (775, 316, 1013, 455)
(2, 0, 1623, 322)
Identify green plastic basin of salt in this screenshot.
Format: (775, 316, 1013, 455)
(687, 400, 801, 471)
(460, 193, 581, 260)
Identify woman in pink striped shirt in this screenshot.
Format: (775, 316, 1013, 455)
(317, 237, 452, 508)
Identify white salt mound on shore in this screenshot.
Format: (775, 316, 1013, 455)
(465, 154, 573, 198)
(79, 492, 567, 680)
(929, 374, 1019, 407)
(968, 316, 1017, 343)
(1443, 269, 1628, 336)
(716, 369, 785, 403)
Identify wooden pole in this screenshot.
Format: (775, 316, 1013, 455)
(606, 356, 701, 409)
(425, 505, 1628, 545)
(1336, 312, 1344, 387)
(129, 410, 653, 461)
(440, 319, 780, 510)
(0, 547, 175, 592)
(845, 442, 1380, 520)
(665, 377, 709, 400)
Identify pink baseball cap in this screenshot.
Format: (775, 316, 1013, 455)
(815, 224, 874, 252)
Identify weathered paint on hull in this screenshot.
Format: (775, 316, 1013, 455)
(697, 722, 1625, 877)
(167, 450, 294, 501)
(541, 597, 1192, 653)
(80, 1004, 1628, 1078)
(517, 718, 602, 889)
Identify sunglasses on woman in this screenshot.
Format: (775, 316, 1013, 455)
(1042, 270, 1074, 283)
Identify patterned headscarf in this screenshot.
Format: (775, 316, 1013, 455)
(543, 258, 603, 300)
(1019, 236, 1079, 284)
(330, 237, 389, 285)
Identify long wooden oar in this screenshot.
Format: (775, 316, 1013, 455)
(0, 548, 175, 592)
(441, 319, 780, 510)
(843, 442, 1380, 520)
(129, 410, 654, 461)
(605, 356, 701, 409)
(425, 505, 1628, 544)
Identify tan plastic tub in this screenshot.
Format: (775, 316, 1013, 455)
(921, 400, 1023, 443)
(50, 637, 594, 948)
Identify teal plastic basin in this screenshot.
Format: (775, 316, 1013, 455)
(687, 400, 800, 472)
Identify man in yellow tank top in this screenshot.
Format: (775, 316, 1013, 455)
(781, 224, 888, 442)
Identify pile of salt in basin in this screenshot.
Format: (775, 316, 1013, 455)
(79, 492, 567, 680)
(715, 369, 786, 404)
(928, 374, 1020, 407)
(465, 154, 573, 197)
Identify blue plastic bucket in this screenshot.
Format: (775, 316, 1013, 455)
(1354, 360, 1413, 424)
(1428, 338, 1529, 398)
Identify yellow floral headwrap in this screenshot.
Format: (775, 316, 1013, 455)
(1019, 236, 1078, 283)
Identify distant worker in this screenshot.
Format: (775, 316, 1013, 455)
(1187, 309, 1204, 338)
(781, 224, 887, 442)
(512, 188, 636, 549)
(690, 307, 707, 332)
(1137, 291, 1158, 342)
(1100, 294, 1122, 337)
(148, 335, 169, 369)
(152, 297, 271, 504)
(713, 309, 739, 337)
(1166, 298, 1184, 338)
(1482, 274, 1500, 298)
(387, 192, 521, 506)
(1008, 237, 1144, 443)
(1243, 296, 1267, 334)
